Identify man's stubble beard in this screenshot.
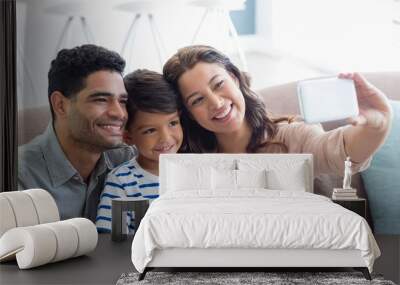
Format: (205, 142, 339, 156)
(68, 111, 125, 153)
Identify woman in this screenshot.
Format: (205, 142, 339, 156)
(163, 45, 392, 176)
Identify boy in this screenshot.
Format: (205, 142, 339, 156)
(96, 69, 183, 233)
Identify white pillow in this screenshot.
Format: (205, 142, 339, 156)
(266, 162, 307, 191)
(212, 168, 237, 190)
(211, 169, 268, 191)
(167, 163, 212, 192)
(236, 169, 268, 189)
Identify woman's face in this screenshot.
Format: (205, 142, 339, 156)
(178, 62, 246, 134)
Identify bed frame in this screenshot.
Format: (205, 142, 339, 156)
(139, 248, 371, 280)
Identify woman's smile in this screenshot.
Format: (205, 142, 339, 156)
(178, 62, 246, 133)
(211, 103, 234, 123)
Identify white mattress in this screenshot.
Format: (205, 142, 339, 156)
(131, 190, 380, 273)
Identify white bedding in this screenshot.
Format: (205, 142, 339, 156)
(131, 190, 380, 273)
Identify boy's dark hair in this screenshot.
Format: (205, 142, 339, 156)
(48, 44, 126, 120)
(123, 69, 181, 129)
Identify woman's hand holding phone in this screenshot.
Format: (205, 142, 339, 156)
(338, 73, 392, 130)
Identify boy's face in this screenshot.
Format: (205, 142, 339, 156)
(124, 111, 183, 165)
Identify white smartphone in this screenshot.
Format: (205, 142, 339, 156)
(297, 77, 359, 124)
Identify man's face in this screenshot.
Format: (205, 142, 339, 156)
(66, 70, 128, 151)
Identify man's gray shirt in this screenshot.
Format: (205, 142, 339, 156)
(18, 124, 135, 221)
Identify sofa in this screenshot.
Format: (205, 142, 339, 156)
(18, 72, 400, 228)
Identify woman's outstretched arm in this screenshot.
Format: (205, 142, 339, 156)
(341, 72, 393, 164)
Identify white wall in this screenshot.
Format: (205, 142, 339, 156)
(17, 0, 242, 110)
(18, 0, 400, 108)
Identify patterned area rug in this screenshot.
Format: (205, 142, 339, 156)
(117, 271, 396, 285)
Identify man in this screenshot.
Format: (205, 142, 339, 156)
(18, 44, 135, 221)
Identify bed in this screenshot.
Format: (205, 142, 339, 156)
(131, 154, 380, 280)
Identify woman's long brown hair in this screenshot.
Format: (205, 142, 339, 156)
(163, 45, 292, 153)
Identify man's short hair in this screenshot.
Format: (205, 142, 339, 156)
(48, 44, 126, 119)
(123, 69, 181, 129)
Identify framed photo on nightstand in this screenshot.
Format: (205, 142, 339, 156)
(111, 198, 150, 242)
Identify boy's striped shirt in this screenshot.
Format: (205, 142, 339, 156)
(96, 158, 159, 234)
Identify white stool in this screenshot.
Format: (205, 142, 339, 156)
(189, 0, 248, 71)
(116, 0, 183, 70)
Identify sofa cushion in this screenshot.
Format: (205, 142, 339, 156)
(361, 100, 400, 234)
(18, 105, 50, 146)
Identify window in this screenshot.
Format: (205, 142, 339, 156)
(267, 0, 400, 72)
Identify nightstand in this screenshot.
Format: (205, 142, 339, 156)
(111, 197, 149, 241)
(332, 198, 366, 218)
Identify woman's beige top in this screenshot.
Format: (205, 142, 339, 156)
(273, 122, 372, 176)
